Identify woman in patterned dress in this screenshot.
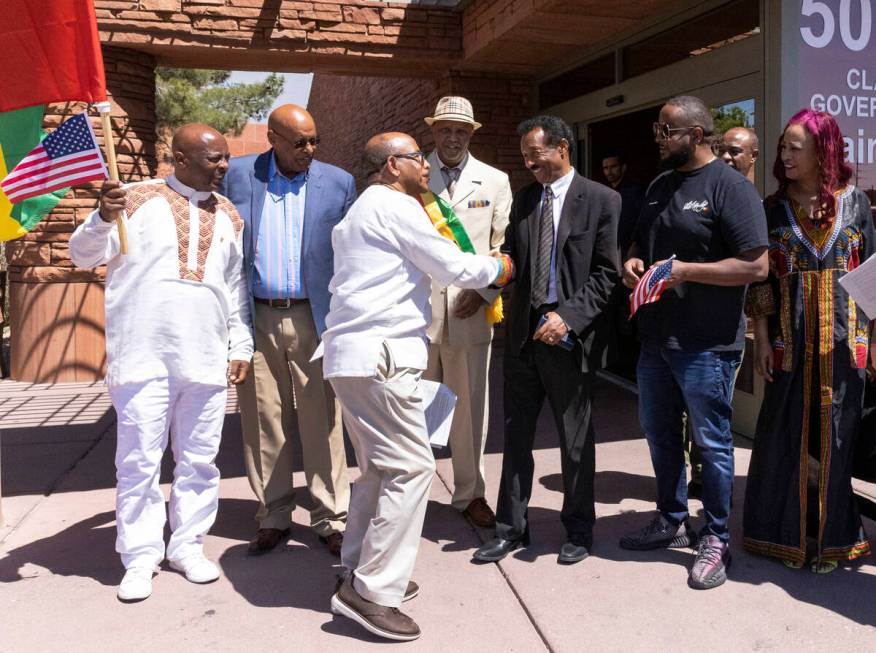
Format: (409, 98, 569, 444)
(743, 109, 874, 573)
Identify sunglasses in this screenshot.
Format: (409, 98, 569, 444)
(272, 130, 321, 150)
(653, 122, 695, 141)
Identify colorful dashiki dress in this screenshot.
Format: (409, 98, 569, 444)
(743, 186, 874, 565)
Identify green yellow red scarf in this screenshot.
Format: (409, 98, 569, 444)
(419, 190, 503, 324)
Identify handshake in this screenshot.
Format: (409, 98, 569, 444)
(490, 252, 514, 288)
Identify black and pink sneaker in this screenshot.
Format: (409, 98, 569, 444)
(688, 534, 731, 589)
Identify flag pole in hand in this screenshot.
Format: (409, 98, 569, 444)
(94, 101, 127, 255)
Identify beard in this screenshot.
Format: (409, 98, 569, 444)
(659, 144, 694, 171)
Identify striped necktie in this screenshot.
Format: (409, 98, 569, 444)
(442, 166, 460, 199)
(531, 184, 554, 308)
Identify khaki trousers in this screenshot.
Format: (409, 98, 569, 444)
(330, 345, 436, 608)
(425, 338, 491, 510)
(237, 301, 349, 536)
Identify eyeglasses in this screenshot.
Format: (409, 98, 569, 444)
(653, 122, 695, 141)
(387, 151, 426, 166)
(712, 143, 745, 156)
(272, 130, 321, 150)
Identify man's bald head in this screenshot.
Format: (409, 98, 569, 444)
(267, 104, 318, 175)
(364, 132, 429, 197)
(171, 123, 229, 192)
(363, 132, 415, 172)
(171, 123, 225, 158)
(719, 127, 759, 182)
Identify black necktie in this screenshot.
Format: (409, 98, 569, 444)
(531, 185, 554, 308)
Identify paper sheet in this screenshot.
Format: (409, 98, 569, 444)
(839, 253, 876, 320)
(420, 379, 457, 448)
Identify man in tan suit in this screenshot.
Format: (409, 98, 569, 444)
(423, 96, 512, 527)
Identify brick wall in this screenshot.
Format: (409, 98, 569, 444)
(5, 46, 156, 284)
(94, 0, 462, 76)
(308, 71, 535, 190)
(226, 122, 270, 157)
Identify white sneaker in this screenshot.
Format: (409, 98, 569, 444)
(117, 566, 154, 601)
(168, 553, 220, 584)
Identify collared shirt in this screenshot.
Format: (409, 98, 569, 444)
(322, 184, 500, 378)
(542, 166, 575, 304)
(252, 154, 308, 299)
(437, 152, 468, 195)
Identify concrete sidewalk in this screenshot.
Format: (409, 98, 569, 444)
(2, 366, 876, 652)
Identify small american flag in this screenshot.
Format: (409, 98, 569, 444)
(1, 112, 107, 204)
(630, 255, 675, 318)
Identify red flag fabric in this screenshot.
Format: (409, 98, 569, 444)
(0, 0, 107, 113)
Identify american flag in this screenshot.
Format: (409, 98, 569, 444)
(1, 112, 107, 204)
(629, 256, 675, 318)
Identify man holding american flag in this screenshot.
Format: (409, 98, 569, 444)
(619, 96, 768, 591)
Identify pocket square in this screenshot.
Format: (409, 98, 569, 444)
(468, 199, 491, 208)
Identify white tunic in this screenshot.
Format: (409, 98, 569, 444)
(70, 175, 253, 387)
(322, 184, 500, 378)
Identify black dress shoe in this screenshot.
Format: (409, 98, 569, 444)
(557, 539, 590, 565)
(472, 536, 527, 563)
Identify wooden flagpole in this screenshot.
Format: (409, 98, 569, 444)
(94, 101, 128, 255)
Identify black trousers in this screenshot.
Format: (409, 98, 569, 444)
(495, 337, 596, 544)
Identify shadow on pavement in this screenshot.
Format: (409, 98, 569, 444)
(0, 509, 119, 586)
(540, 470, 656, 504)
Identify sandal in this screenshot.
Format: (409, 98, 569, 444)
(782, 559, 804, 569)
(810, 559, 838, 574)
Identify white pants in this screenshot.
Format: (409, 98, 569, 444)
(110, 378, 227, 570)
(330, 346, 436, 608)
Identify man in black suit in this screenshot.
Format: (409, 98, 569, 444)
(473, 115, 620, 565)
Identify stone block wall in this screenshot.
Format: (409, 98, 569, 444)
(93, 0, 462, 75)
(307, 71, 535, 190)
(5, 46, 156, 382)
(5, 46, 157, 285)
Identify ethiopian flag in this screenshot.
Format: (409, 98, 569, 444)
(0, 107, 68, 241)
(419, 190, 504, 324)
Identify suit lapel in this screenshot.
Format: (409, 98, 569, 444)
(427, 152, 448, 200)
(554, 173, 584, 263)
(448, 154, 481, 210)
(302, 161, 323, 259)
(250, 151, 271, 251)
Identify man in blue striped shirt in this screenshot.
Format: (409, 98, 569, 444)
(222, 105, 357, 557)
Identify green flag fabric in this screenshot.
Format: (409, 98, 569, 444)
(0, 106, 69, 241)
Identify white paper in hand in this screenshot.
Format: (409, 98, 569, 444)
(840, 253, 876, 320)
(420, 379, 457, 448)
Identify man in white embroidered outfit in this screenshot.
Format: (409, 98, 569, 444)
(69, 124, 253, 602)
(325, 132, 513, 641)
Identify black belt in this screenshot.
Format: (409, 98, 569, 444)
(254, 297, 308, 309)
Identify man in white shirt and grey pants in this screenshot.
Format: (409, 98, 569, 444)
(323, 132, 514, 642)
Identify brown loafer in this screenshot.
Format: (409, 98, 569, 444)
(248, 527, 290, 555)
(330, 574, 420, 641)
(319, 532, 343, 557)
(463, 498, 496, 528)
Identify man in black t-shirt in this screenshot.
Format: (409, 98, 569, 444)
(620, 96, 768, 590)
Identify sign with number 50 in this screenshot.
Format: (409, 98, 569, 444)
(801, 0, 872, 50)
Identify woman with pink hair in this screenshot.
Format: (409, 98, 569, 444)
(743, 109, 874, 573)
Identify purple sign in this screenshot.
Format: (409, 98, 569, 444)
(798, 0, 876, 191)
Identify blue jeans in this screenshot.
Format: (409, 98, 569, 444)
(637, 341, 741, 542)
